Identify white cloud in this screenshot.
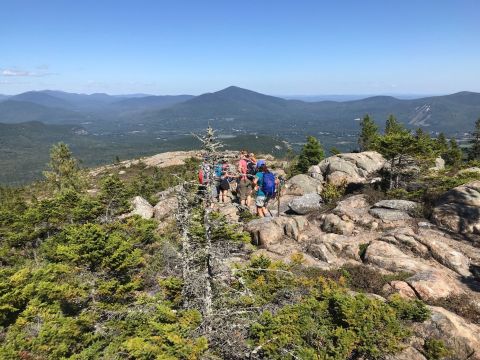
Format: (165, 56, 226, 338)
(1, 68, 54, 77)
(2, 69, 33, 77)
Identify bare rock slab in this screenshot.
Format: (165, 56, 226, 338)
(288, 193, 323, 215)
(131, 196, 154, 219)
(364, 241, 432, 273)
(413, 306, 480, 360)
(285, 174, 323, 196)
(406, 270, 465, 301)
(318, 151, 385, 186)
(431, 180, 480, 234)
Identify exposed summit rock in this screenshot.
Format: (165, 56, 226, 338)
(318, 151, 385, 186)
(284, 174, 323, 196)
(321, 213, 354, 235)
(406, 270, 464, 301)
(244, 216, 310, 248)
(364, 241, 432, 273)
(369, 207, 412, 221)
(431, 180, 480, 234)
(373, 199, 419, 213)
(131, 196, 154, 219)
(413, 306, 480, 359)
(288, 193, 323, 214)
(369, 199, 419, 222)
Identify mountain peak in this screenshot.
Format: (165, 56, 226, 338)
(215, 85, 258, 95)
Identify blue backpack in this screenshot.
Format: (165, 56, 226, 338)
(262, 172, 276, 197)
(214, 164, 223, 177)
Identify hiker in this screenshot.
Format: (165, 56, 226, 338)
(253, 164, 279, 217)
(213, 160, 224, 201)
(237, 173, 253, 207)
(246, 152, 257, 179)
(219, 160, 234, 203)
(198, 159, 218, 201)
(237, 151, 248, 177)
(198, 159, 210, 186)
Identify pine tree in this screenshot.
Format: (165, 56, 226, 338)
(445, 138, 463, 168)
(435, 132, 449, 154)
(468, 118, 480, 160)
(329, 147, 341, 156)
(99, 174, 129, 220)
(358, 114, 379, 151)
(43, 142, 85, 192)
(414, 128, 437, 158)
(385, 114, 404, 135)
(296, 136, 325, 173)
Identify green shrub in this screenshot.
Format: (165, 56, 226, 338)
(423, 338, 451, 360)
(388, 294, 431, 322)
(322, 182, 346, 204)
(42, 221, 147, 277)
(249, 290, 410, 359)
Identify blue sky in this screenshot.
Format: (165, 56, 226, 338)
(1, 0, 479, 95)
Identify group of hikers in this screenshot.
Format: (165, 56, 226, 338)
(198, 151, 280, 217)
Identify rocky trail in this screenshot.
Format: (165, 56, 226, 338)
(122, 149, 480, 359)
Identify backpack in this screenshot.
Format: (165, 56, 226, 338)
(247, 161, 256, 176)
(261, 172, 276, 197)
(198, 164, 210, 184)
(214, 164, 223, 177)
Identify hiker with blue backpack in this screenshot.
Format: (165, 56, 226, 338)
(253, 163, 279, 217)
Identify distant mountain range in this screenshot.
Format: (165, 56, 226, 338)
(1, 86, 479, 184)
(1, 87, 479, 135)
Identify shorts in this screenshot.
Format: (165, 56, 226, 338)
(255, 195, 267, 207)
(220, 179, 230, 191)
(237, 187, 252, 200)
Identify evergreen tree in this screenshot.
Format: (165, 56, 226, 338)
(296, 136, 325, 173)
(43, 142, 85, 192)
(99, 174, 129, 220)
(374, 125, 443, 189)
(445, 138, 463, 168)
(329, 147, 341, 156)
(468, 118, 480, 160)
(385, 114, 405, 135)
(414, 128, 437, 158)
(435, 132, 449, 154)
(358, 114, 379, 151)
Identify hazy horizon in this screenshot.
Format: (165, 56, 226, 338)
(0, 86, 454, 100)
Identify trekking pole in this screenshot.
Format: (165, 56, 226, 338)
(277, 176, 285, 217)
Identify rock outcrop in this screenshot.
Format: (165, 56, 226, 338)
(364, 241, 432, 273)
(288, 193, 323, 214)
(284, 174, 323, 195)
(153, 197, 178, 221)
(90, 150, 200, 177)
(413, 306, 480, 360)
(130, 196, 154, 219)
(320, 213, 354, 235)
(307, 165, 323, 181)
(431, 180, 480, 234)
(244, 216, 310, 249)
(217, 203, 240, 222)
(369, 199, 419, 222)
(406, 270, 464, 301)
(318, 151, 385, 186)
